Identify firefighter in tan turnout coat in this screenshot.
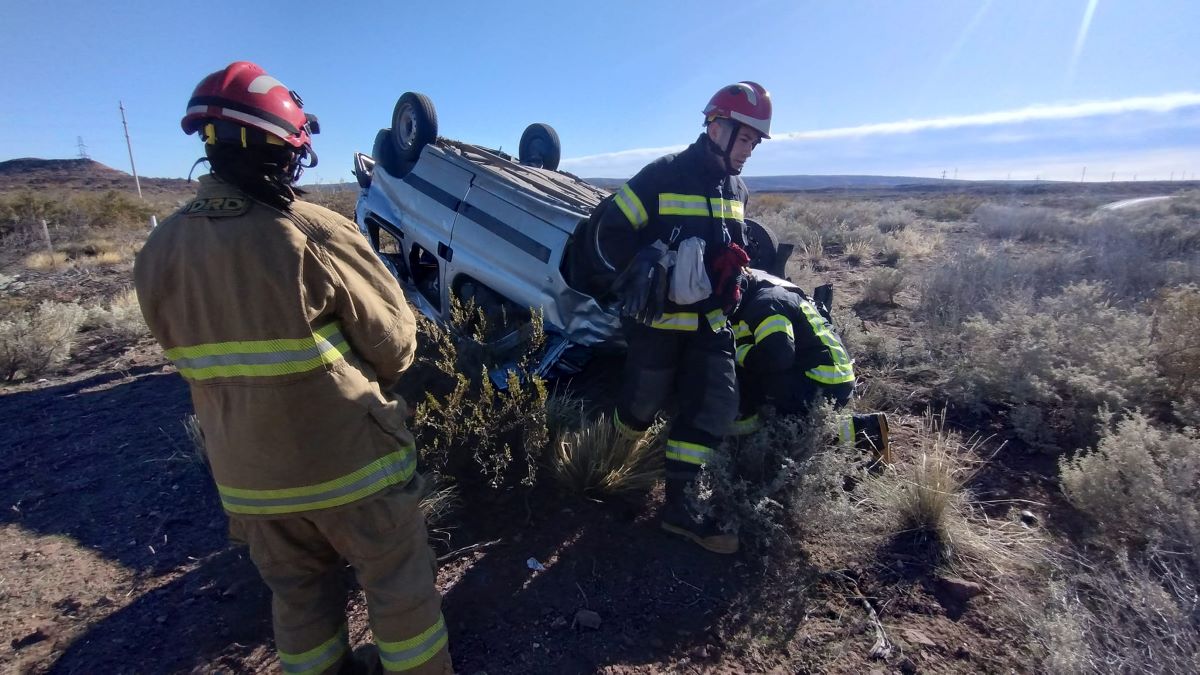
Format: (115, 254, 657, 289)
(134, 62, 450, 674)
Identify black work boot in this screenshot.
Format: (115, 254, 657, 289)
(660, 476, 739, 554)
(852, 413, 891, 465)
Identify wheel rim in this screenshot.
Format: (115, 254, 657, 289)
(398, 105, 417, 148)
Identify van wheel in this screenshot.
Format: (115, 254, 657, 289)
(391, 92, 438, 161)
(519, 123, 561, 171)
(745, 218, 779, 271)
(373, 128, 409, 177)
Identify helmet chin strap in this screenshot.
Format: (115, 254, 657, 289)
(705, 119, 743, 176)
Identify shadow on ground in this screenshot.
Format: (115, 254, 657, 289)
(0, 368, 228, 573)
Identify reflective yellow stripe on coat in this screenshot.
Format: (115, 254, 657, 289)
(798, 302, 856, 384)
(614, 184, 649, 229)
(217, 449, 416, 515)
(658, 193, 710, 217)
(709, 197, 744, 220)
(164, 322, 349, 381)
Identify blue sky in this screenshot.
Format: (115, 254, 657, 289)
(1, 0, 1197, 183)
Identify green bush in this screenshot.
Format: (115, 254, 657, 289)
(411, 299, 550, 489)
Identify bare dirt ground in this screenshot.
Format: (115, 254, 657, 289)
(1, 179, 1194, 674)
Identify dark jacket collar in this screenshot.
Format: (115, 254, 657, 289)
(680, 133, 731, 183)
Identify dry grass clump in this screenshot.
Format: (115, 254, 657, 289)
(550, 413, 663, 496)
(844, 239, 873, 265)
(418, 478, 462, 530)
(23, 250, 72, 270)
(0, 300, 87, 381)
(859, 413, 1044, 578)
(182, 414, 208, 465)
(886, 226, 944, 259)
(861, 268, 906, 306)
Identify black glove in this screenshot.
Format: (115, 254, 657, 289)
(612, 244, 669, 324)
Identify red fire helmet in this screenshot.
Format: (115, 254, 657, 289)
(702, 81, 772, 139)
(181, 61, 314, 149)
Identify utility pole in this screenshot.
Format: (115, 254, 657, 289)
(941, 169, 946, 180)
(76, 136, 89, 160)
(119, 100, 143, 199)
(1080, 166, 1087, 182)
(1111, 171, 1115, 182)
(1170, 171, 1175, 181)
(953, 167, 958, 180)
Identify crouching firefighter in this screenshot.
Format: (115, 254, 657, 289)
(596, 82, 774, 555)
(134, 62, 450, 674)
(730, 270, 891, 463)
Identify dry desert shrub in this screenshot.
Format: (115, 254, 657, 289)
(0, 300, 87, 381)
(861, 268, 906, 306)
(1059, 411, 1199, 566)
(692, 404, 858, 549)
(86, 289, 149, 340)
(916, 247, 1080, 328)
(876, 209, 913, 234)
(974, 203, 1080, 241)
(1033, 555, 1200, 675)
(550, 413, 664, 496)
(1151, 285, 1200, 424)
(903, 194, 982, 221)
(942, 282, 1161, 449)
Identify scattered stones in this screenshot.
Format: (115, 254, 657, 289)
(898, 656, 918, 674)
(936, 575, 984, 603)
(955, 643, 972, 659)
(1020, 510, 1039, 526)
(572, 609, 601, 630)
(550, 616, 567, 629)
(903, 628, 936, 648)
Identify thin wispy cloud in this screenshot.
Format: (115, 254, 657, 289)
(1068, 0, 1101, 82)
(562, 92, 1200, 178)
(776, 91, 1200, 140)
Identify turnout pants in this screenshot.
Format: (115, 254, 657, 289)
(615, 321, 738, 478)
(230, 477, 450, 675)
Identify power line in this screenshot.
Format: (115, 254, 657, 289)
(76, 136, 89, 160)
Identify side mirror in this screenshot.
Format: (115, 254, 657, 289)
(353, 153, 375, 190)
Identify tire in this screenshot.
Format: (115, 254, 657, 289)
(391, 92, 438, 161)
(372, 128, 404, 177)
(518, 123, 561, 171)
(744, 218, 779, 272)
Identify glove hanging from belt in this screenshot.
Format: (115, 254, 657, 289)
(709, 242, 751, 313)
(611, 242, 672, 325)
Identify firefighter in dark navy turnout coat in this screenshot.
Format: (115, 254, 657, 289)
(594, 82, 774, 554)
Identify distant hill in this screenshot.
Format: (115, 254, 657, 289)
(0, 158, 193, 197)
(585, 174, 962, 192)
